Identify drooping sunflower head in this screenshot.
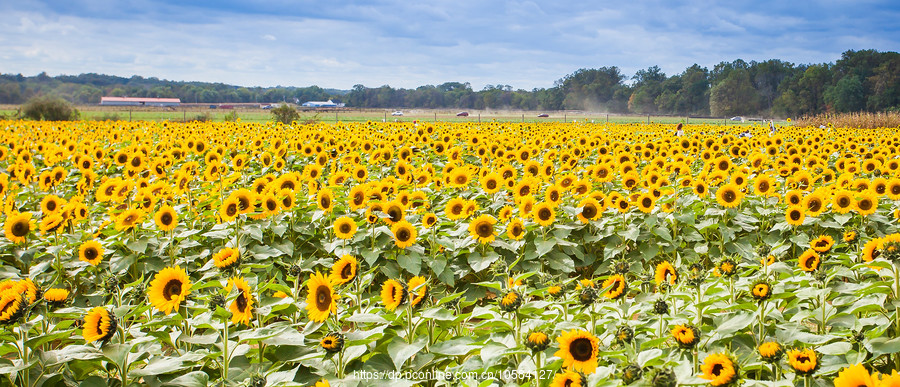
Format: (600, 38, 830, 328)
(407, 276, 428, 307)
(320, 332, 345, 354)
(380, 279, 407, 312)
(0, 290, 26, 324)
(499, 290, 522, 312)
(671, 324, 700, 349)
(148, 266, 192, 315)
(654, 261, 677, 287)
(554, 330, 600, 374)
(758, 341, 783, 363)
(329, 255, 358, 286)
(43, 288, 70, 306)
(525, 331, 550, 352)
(787, 348, 819, 376)
(82, 306, 117, 344)
(228, 276, 254, 326)
(213, 247, 240, 270)
(621, 363, 643, 385)
(601, 274, 627, 300)
(79, 240, 104, 266)
(306, 271, 337, 322)
(39, 213, 65, 235)
(699, 353, 739, 387)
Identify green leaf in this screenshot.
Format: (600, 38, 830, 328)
(398, 253, 422, 276)
(636, 348, 663, 367)
(347, 313, 388, 324)
(429, 337, 479, 356)
(868, 337, 900, 355)
(714, 313, 755, 336)
(265, 366, 299, 386)
(535, 239, 555, 256)
(166, 371, 210, 387)
(468, 251, 499, 272)
(818, 341, 852, 355)
(388, 336, 427, 371)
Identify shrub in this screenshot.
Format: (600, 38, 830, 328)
(270, 104, 299, 124)
(224, 110, 239, 122)
(19, 95, 79, 121)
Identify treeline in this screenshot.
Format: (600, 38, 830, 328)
(2, 49, 898, 118)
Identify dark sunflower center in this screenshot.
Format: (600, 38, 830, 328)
(11, 220, 29, 237)
(353, 193, 364, 205)
(838, 197, 851, 207)
(266, 200, 278, 211)
(859, 199, 873, 211)
(476, 222, 492, 238)
(519, 186, 530, 196)
(790, 210, 802, 221)
(550, 191, 559, 202)
(397, 228, 411, 242)
(697, 185, 705, 194)
(759, 181, 769, 192)
(236, 292, 248, 311)
(316, 285, 331, 310)
(388, 208, 402, 223)
(808, 200, 821, 212)
(723, 190, 736, 202)
(642, 198, 652, 208)
(582, 205, 597, 219)
(619, 201, 628, 209)
(455, 175, 466, 184)
(486, 180, 496, 190)
(321, 196, 331, 209)
(161, 212, 173, 225)
(226, 203, 238, 217)
(798, 355, 809, 363)
(538, 208, 552, 221)
(47, 201, 57, 212)
(84, 247, 98, 260)
(339, 223, 352, 233)
(341, 264, 353, 279)
(512, 225, 523, 236)
(451, 204, 464, 215)
(711, 363, 724, 376)
(570, 338, 594, 362)
(892, 185, 900, 195)
(163, 279, 182, 301)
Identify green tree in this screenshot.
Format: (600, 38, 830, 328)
(19, 95, 78, 121)
(709, 69, 759, 117)
(270, 104, 299, 124)
(824, 75, 865, 112)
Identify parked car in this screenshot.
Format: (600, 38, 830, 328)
(456, 111, 469, 117)
(391, 111, 403, 116)
(537, 113, 549, 118)
(730, 116, 744, 121)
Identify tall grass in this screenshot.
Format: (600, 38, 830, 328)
(795, 111, 900, 128)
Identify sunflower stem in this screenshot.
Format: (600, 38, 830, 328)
(406, 304, 414, 345)
(222, 316, 230, 383)
(19, 324, 30, 387)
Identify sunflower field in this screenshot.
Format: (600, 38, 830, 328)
(2, 119, 900, 387)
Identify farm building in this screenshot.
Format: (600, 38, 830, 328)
(301, 99, 345, 108)
(100, 97, 181, 107)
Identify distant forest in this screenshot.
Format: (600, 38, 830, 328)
(1, 49, 898, 118)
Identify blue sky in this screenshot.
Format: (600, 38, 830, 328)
(2, 0, 899, 90)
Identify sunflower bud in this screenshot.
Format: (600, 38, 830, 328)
(578, 288, 596, 306)
(615, 326, 634, 344)
(653, 299, 669, 315)
(249, 374, 266, 387)
(208, 294, 226, 310)
(498, 290, 522, 312)
(650, 367, 677, 387)
(622, 363, 643, 385)
(320, 332, 345, 354)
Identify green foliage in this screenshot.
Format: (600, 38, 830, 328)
(224, 110, 240, 122)
(270, 104, 300, 124)
(19, 95, 79, 121)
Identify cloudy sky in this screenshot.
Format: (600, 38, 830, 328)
(2, 0, 899, 90)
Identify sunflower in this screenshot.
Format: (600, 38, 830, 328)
(758, 341, 783, 362)
(787, 348, 819, 376)
(751, 281, 771, 301)
(82, 306, 117, 344)
(785, 206, 805, 226)
(4, 212, 32, 244)
(320, 332, 345, 354)
(810, 235, 834, 253)
(533, 202, 556, 227)
(445, 197, 467, 220)
(554, 330, 600, 374)
(408, 276, 428, 307)
(391, 220, 417, 249)
(715, 258, 737, 277)
(636, 193, 655, 213)
(113, 208, 144, 231)
(41, 195, 64, 215)
(576, 197, 601, 223)
(333, 216, 357, 240)
(601, 274, 627, 300)
(39, 213, 65, 235)
(833, 364, 876, 387)
(79, 240, 104, 266)
(671, 324, 700, 349)
(481, 172, 502, 194)
(220, 196, 240, 222)
(799, 249, 821, 272)
(879, 370, 900, 386)
(43, 288, 69, 304)
(422, 213, 438, 228)
(380, 279, 407, 312)
(856, 191, 878, 216)
(525, 331, 550, 352)
(153, 205, 178, 232)
(549, 370, 584, 387)
(148, 266, 192, 315)
(506, 218, 526, 241)
(305, 272, 337, 322)
(700, 353, 739, 386)
(804, 192, 825, 216)
(693, 180, 709, 197)
(329, 255, 358, 286)
(213, 247, 240, 270)
(843, 230, 857, 243)
(228, 276, 254, 326)
(499, 290, 522, 312)
(0, 291, 25, 324)
(654, 261, 677, 286)
(715, 183, 743, 208)
(832, 190, 855, 214)
(317, 188, 335, 213)
(468, 214, 497, 244)
(754, 175, 775, 196)
(382, 200, 405, 225)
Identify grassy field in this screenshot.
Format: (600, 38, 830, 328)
(0, 104, 774, 125)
